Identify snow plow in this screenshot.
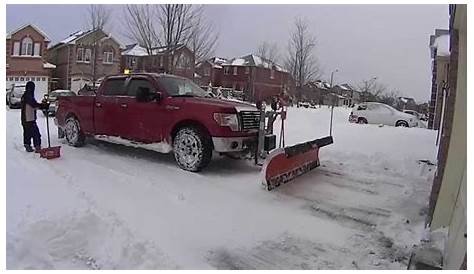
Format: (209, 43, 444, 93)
(255, 98, 334, 191)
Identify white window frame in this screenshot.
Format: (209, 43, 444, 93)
(245, 67, 250, 74)
(33, 43, 41, 56)
(84, 48, 92, 63)
(103, 51, 114, 64)
(224, 66, 231, 75)
(21, 37, 33, 56)
(76, 47, 84, 62)
(233, 66, 238, 75)
(270, 69, 275, 79)
(13, 42, 20, 56)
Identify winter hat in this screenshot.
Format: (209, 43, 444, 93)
(26, 81, 35, 92)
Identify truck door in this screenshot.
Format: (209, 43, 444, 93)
(118, 76, 166, 143)
(94, 77, 127, 136)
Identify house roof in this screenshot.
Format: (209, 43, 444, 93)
(51, 29, 122, 50)
(43, 62, 56, 69)
(222, 54, 288, 72)
(122, 44, 188, 56)
(6, 23, 51, 42)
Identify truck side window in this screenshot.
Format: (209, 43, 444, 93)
(103, 79, 126, 96)
(128, 79, 154, 97)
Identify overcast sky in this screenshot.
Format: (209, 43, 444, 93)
(6, 4, 449, 102)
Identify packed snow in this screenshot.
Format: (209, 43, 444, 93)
(6, 105, 438, 269)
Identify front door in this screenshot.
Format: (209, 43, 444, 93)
(94, 77, 127, 136)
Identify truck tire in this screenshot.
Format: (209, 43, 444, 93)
(173, 126, 212, 172)
(64, 116, 85, 147)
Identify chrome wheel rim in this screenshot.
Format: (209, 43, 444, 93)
(176, 133, 200, 167)
(65, 119, 79, 143)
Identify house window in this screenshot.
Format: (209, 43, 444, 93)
(34, 43, 41, 56)
(36, 77, 41, 81)
(13, 42, 20, 56)
(76, 48, 84, 62)
(84, 49, 92, 63)
(159, 56, 164, 67)
(21, 37, 33, 56)
(224, 66, 231, 75)
(20, 77, 24, 81)
(42, 77, 46, 81)
(245, 67, 250, 74)
(103, 51, 113, 64)
(270, 69, 275, 79)
(15, 77, 19, 81)
(233, 67, 238, 75)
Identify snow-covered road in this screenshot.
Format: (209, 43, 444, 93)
(6, 106, 438, 269)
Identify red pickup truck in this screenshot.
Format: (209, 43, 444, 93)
(55, 73, 260, 171)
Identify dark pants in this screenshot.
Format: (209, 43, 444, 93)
(22, 121, 41, 148)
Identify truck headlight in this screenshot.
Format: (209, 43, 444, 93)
(213, 113, 239, 131)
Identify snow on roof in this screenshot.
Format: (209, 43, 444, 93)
(6, 24, 51, 41)
(122, 44, 149, 56)
(60, 30, 87, 44)
(434, 34, 450, 56)
(43, 62, 56, 69)
(222, 54, 288, 73)
(337, 84, 349, 91)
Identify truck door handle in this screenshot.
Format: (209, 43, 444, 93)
(95, 102, 102, 108)
(120, 103, 128, 109)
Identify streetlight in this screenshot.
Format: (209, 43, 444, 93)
(330, 68, 339, 88)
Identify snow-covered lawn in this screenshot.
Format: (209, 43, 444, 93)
(6, 106, 438, 269)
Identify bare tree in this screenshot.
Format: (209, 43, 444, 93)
(87, 5, 112, 31)
(188, 6, 219, 64)
(357, 78, 387, 102)
(81, 5, 113, 87)
(285, 17, 321, 101)
(156, 4, 200, 73)
(123, 5, 160, 55)
(256, 41, 279, 64)
(123, 4, 216, 74)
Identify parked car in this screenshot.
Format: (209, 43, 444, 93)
(349, 102, 418, 127)
(55, 73, 260, 172)
(6, 83, 26, 109)
(403, 110, 428, 121)
(300, 102, 310, 108)
(43, 89, 76, 116)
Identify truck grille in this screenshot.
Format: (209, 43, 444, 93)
(239, 111, 261, 130)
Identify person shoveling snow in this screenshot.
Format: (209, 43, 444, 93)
(20, 81, 49, 153)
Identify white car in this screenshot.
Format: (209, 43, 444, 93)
(349, 102, 418, 127)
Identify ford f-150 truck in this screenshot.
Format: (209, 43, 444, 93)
(55, 73, 260, 171)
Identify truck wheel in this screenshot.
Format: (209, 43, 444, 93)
(65, 116, 85, 147)
(173, 126, 212, 172)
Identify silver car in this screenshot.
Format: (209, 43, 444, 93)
(6, 84, 26, 109)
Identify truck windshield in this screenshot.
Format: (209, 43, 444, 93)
(157, 76, 207, 97)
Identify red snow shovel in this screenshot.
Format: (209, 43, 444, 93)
(40, 109, 61, 159)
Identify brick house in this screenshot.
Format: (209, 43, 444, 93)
(121, 43, 194, 80)
(195, 54, 295, 102)
(6, 24, 56, 98)
(331, 84, 360, 106)
(428, 29, 450, 130)
(47, 29, 122, 93)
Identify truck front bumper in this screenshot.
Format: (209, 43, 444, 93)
(212, 136, 257, 152)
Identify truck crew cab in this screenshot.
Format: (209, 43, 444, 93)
(55, 73, 260, 171)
